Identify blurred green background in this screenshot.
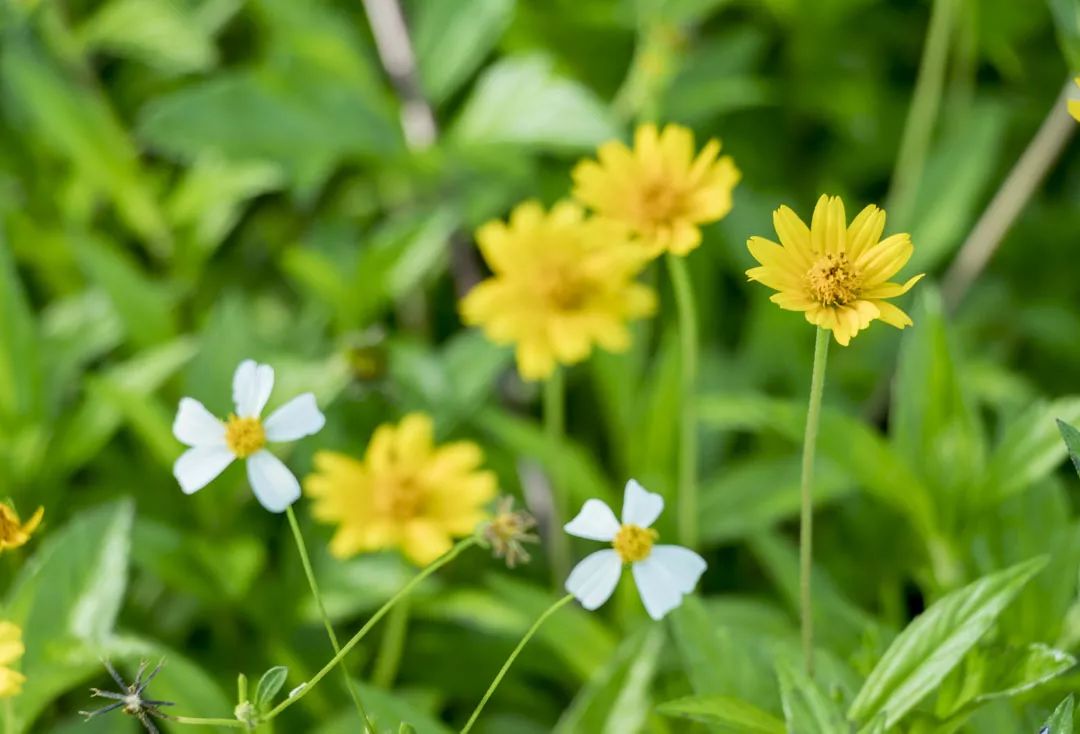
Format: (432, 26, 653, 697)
(2, 0, 1080, 731)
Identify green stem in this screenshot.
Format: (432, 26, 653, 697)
(460, 595, 574, 733)
(285, 507, 374, 733)
(171, 716, 247, 728)
(886, 0, 957, 221)
(5, 697, 13, 734)
(372, 597, 410, 688)
(799, 327, 830, 676)
(666, 254, 699, 549)
(544, 369, 571, 582)
(265, 538, 478, 721)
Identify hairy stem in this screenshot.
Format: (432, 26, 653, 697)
(799, 327, 830, 676)
(286, 506, 373, 732)
(667, 254, 700, 549)
(459, 595, 574, 733)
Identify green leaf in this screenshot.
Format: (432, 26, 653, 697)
(1042, 695, 1075, 734)
(670, 595, 780, 710)
(254, 666, 289, 713)
(980, 397, 1080, 504)
(78, 0, 218, 75)
(848, 556, 1049, 728)
(451, 55, 619, 152)
(656, 695, 786, 733)
(553, 627, 664, 733)
(7, 500, 134, 729)
(0, 239, 41, 424)
(775, 657, 851, 733)
(74, 235, 177, 349)
(937, 643, 1076, 717)
(1048, 0, 1080, 70)
(1060, 419, 1080, 479)
(700, 455, 854, 544)
(698, 393, 935, 536)
(1, 39, 169, 253)
(413, 0, 515, 103)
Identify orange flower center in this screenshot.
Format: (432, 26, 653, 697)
(637, 180, 680, 224)
(613, 524, 658, 563)
(225, 415, 266, 458)
(808, 253, 859, 306)
(375, 476, 425, 521)
(537, 267, 589, 311)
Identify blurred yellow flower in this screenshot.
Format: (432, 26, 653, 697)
(0, 622, 25, 698)
(460, 200, 656, 381)
(305, 413, 497, 566)
(1070, 78, 1080, 121)
(0, 503, 42, 551)
(571, 123, 740, 257)
(746, 195, 924, 346)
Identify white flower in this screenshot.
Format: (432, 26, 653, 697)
(564, 479, 706, 620)
(172, 359, 326, 513)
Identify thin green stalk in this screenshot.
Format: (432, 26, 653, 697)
(544, 369, 571, 582)
(460, 594, 574, 733)
(285, 507, 373, 733)
(667, 254, 699, 549)
(886, 0, 958, 221)
(799, 327, 830, 676)
(172, 716, 247, 728)
(265, 538, 478, 721)
(5, 697, 12, 734)
(372, 597, 410, 688)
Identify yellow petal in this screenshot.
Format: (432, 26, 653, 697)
(871, 299, 914, 329)
(810, 195, 846, 255)
(847, 205, 885, 261)
(747, 237, 806, 282)
(395, 413, 434, 464)
(856, 234, 914, 285)
(861, 273, 925, 299)
(0, 667, 24, 698)
(772, 206, 813, 265)
(402, 520, 453, 566)
(516, 340, 556, 381)
(0, 624, 22, 667)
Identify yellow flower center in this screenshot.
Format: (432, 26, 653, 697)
(637, 180, 680, 224)
(0, 507, 20, 543)
(808, 253, 860, 306)
(613, 524, 658, 563)
(225, 415, 266, 458)
(375, 476, 425, 521)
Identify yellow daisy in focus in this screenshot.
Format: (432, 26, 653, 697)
(460, 200, 656, 381)
(0, 503, 43, 551)
(746, 195, 924, 346)
(571, 123, 741, 257)
(0, 622, 25, 698)
(305, 413, 497, 566)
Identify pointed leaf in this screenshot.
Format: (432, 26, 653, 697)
(1057, 419, 1080, 479)
(775, 657, 850, 733)
(657, 695, 785, 733)
(1042, 695, 1075, 734)
(848, 556, 1048, 727)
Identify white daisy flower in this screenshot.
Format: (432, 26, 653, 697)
(564, 479, 706, 620)
(172, 359, 326, 513)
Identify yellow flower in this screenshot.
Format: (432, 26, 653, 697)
(571, 123, 741, 257)
(746, 195, 924, 346)
(0, 622, 25, 698)
(0, 503, 43, 551)
(460, 200, 656, 381)
(1070, 79, 1080, 122)
(305, 413, 497, 566)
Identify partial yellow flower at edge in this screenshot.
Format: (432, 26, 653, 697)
(304, 413, 497, 566)
(1070, 78, 1080, 122)
(746, 195, 924, 346)
(0, 622, 26, 698)
(572, 122, 741, 258)
(460, 200, 657, 381)
(0, 503, 43, 551)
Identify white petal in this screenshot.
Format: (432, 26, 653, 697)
(565, 550, 623, 611)
(264, 393, 326, 442)
(174, 445, 234, 495)
(233, 359, 274, 418)
(621, 479, 664, 528)
(246, 450, 301, 513)
(173, 398, 225, 447)
(564, 499, 620, 541)
(632, 545, 707, 620)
